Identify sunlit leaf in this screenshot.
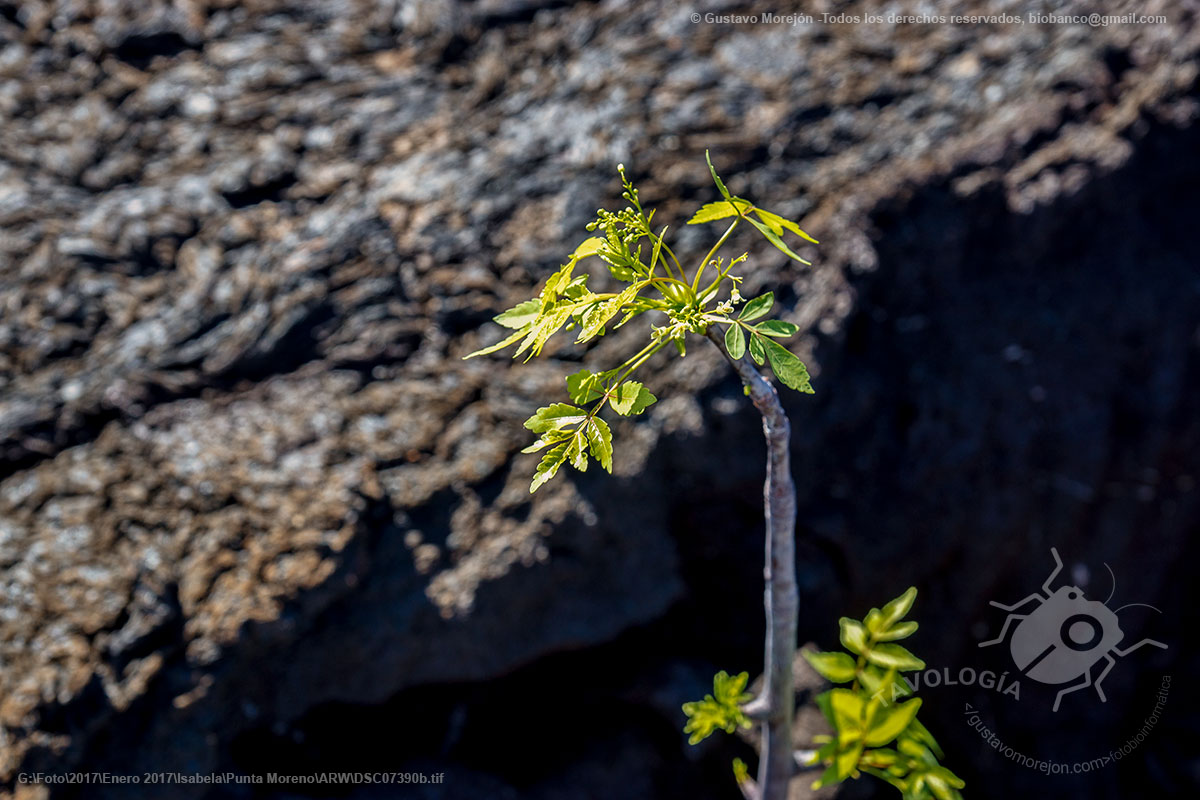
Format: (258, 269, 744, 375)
(761, 337, 814, 393)
(494, 299, 542, 329)
(524, 403, 587, 434)
(866, 643, 926, 672)
(463, 326, 529, 359)
(746, 216, 812, 264)
(864, 698, 923, 747)
(725, 323, 746, 359)
(687, 199, 752, 225)
(739, 292, 774, 321)
(586, 417, 613, 472)
(805, 650, 858, 683)
(840, 618, 869, 655)
(755, 319, 798, 337)
(610, 381, 656, 415)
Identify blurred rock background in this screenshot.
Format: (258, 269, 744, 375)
(1, 0, 1197, 798)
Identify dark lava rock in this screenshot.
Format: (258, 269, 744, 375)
(1, 1, 1198, 799)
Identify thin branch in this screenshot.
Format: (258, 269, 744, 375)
(706, 329, 799, 800)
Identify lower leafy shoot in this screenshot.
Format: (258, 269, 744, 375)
(804, 587, 965, 800)
(682, 670, 754, 745)
(683, 589, 965, 800)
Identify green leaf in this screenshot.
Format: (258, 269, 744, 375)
(514, 304, 574, 360)
(739, 291, 774, 321)
(541, 261, 576, 300)
(585, 417, 612, 473)
(926, 772, 962, 800)
(566, 369, 606, 404)
(753, 207, 819, 244)
(565, 428, 588, 471)
(876, 621, 919, 642)
(748, 332, 765, 365)
(840, 618, 868, 655)
(687, 199, 751, 225)
(860, 665, 911, 701)
(929, 765, 965, 790)
(804, 650, 857, 683)
(572, 236, 605, 259)
(610, 381, 656, 415)
(746, 216, 812, 264)
(864, 698, 923, 747)
(829, 688, 866, 736)
(681, 671, 753, 745)
(524, 403, 587, 434)
(493, 299, 542, 329)
(755, 319, 798, 337)
(725, 323, 746, 359)
(463, 326, 529, 359)
(835, 742, 865, 781)
(578, 282, 642, 343)
(520, 432, 569, 454)
(649, 226, 666, 273)
(530, 442, 569, 492)
(705, 150, 732, 201)
(865, 643, 926, 672)
(907, 719, 945, 759)
(882, 587, 918, 627)
(811, 764, 841, 791)
(761, 337, 814, 393)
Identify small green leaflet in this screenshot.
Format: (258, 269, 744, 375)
(586, 417, 613, 472)
(840, 618, 868, 655)
(881, 587, 918, 627)
(705, 150, 731, 201)
(746, 215, 812, 264)
(565, 428, 588, 471)
(463, 326, 529, 359)
(864, 699, 923, 747)
(747, 331, 765, 365)
(804, 650, 857, 683)
(725, 323, 746, 359)
(531, 442, 569, 492)
(755, 319, 798, 337)
(572, 236, 606, 259)
(577, 282, 643, 343)
(687, 199, 752, 225)
(864, 643, 925, 672)
(493, 299, 542, 329)
(752, 207, 819, 244)
(739, 292, 774, 321)
(514, 304, 574, 361)
(524, 403, 588, 434)
(610, 381, 656, 415)
(681, 670, 753, 745)
(566, 369, 607, 403)
(761, 337, 814, 393)
(875, 621, 919, 642)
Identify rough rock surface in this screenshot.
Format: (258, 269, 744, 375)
(1, 1, 1198, 798)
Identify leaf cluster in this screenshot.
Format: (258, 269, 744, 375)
(464, 154, 818, 491)
(681, 670, 754, 746)
(802, 588, 965, 800)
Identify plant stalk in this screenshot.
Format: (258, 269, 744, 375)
(706, 329, 798, 800)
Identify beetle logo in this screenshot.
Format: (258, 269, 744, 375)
(979, 548, 1166, 712)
